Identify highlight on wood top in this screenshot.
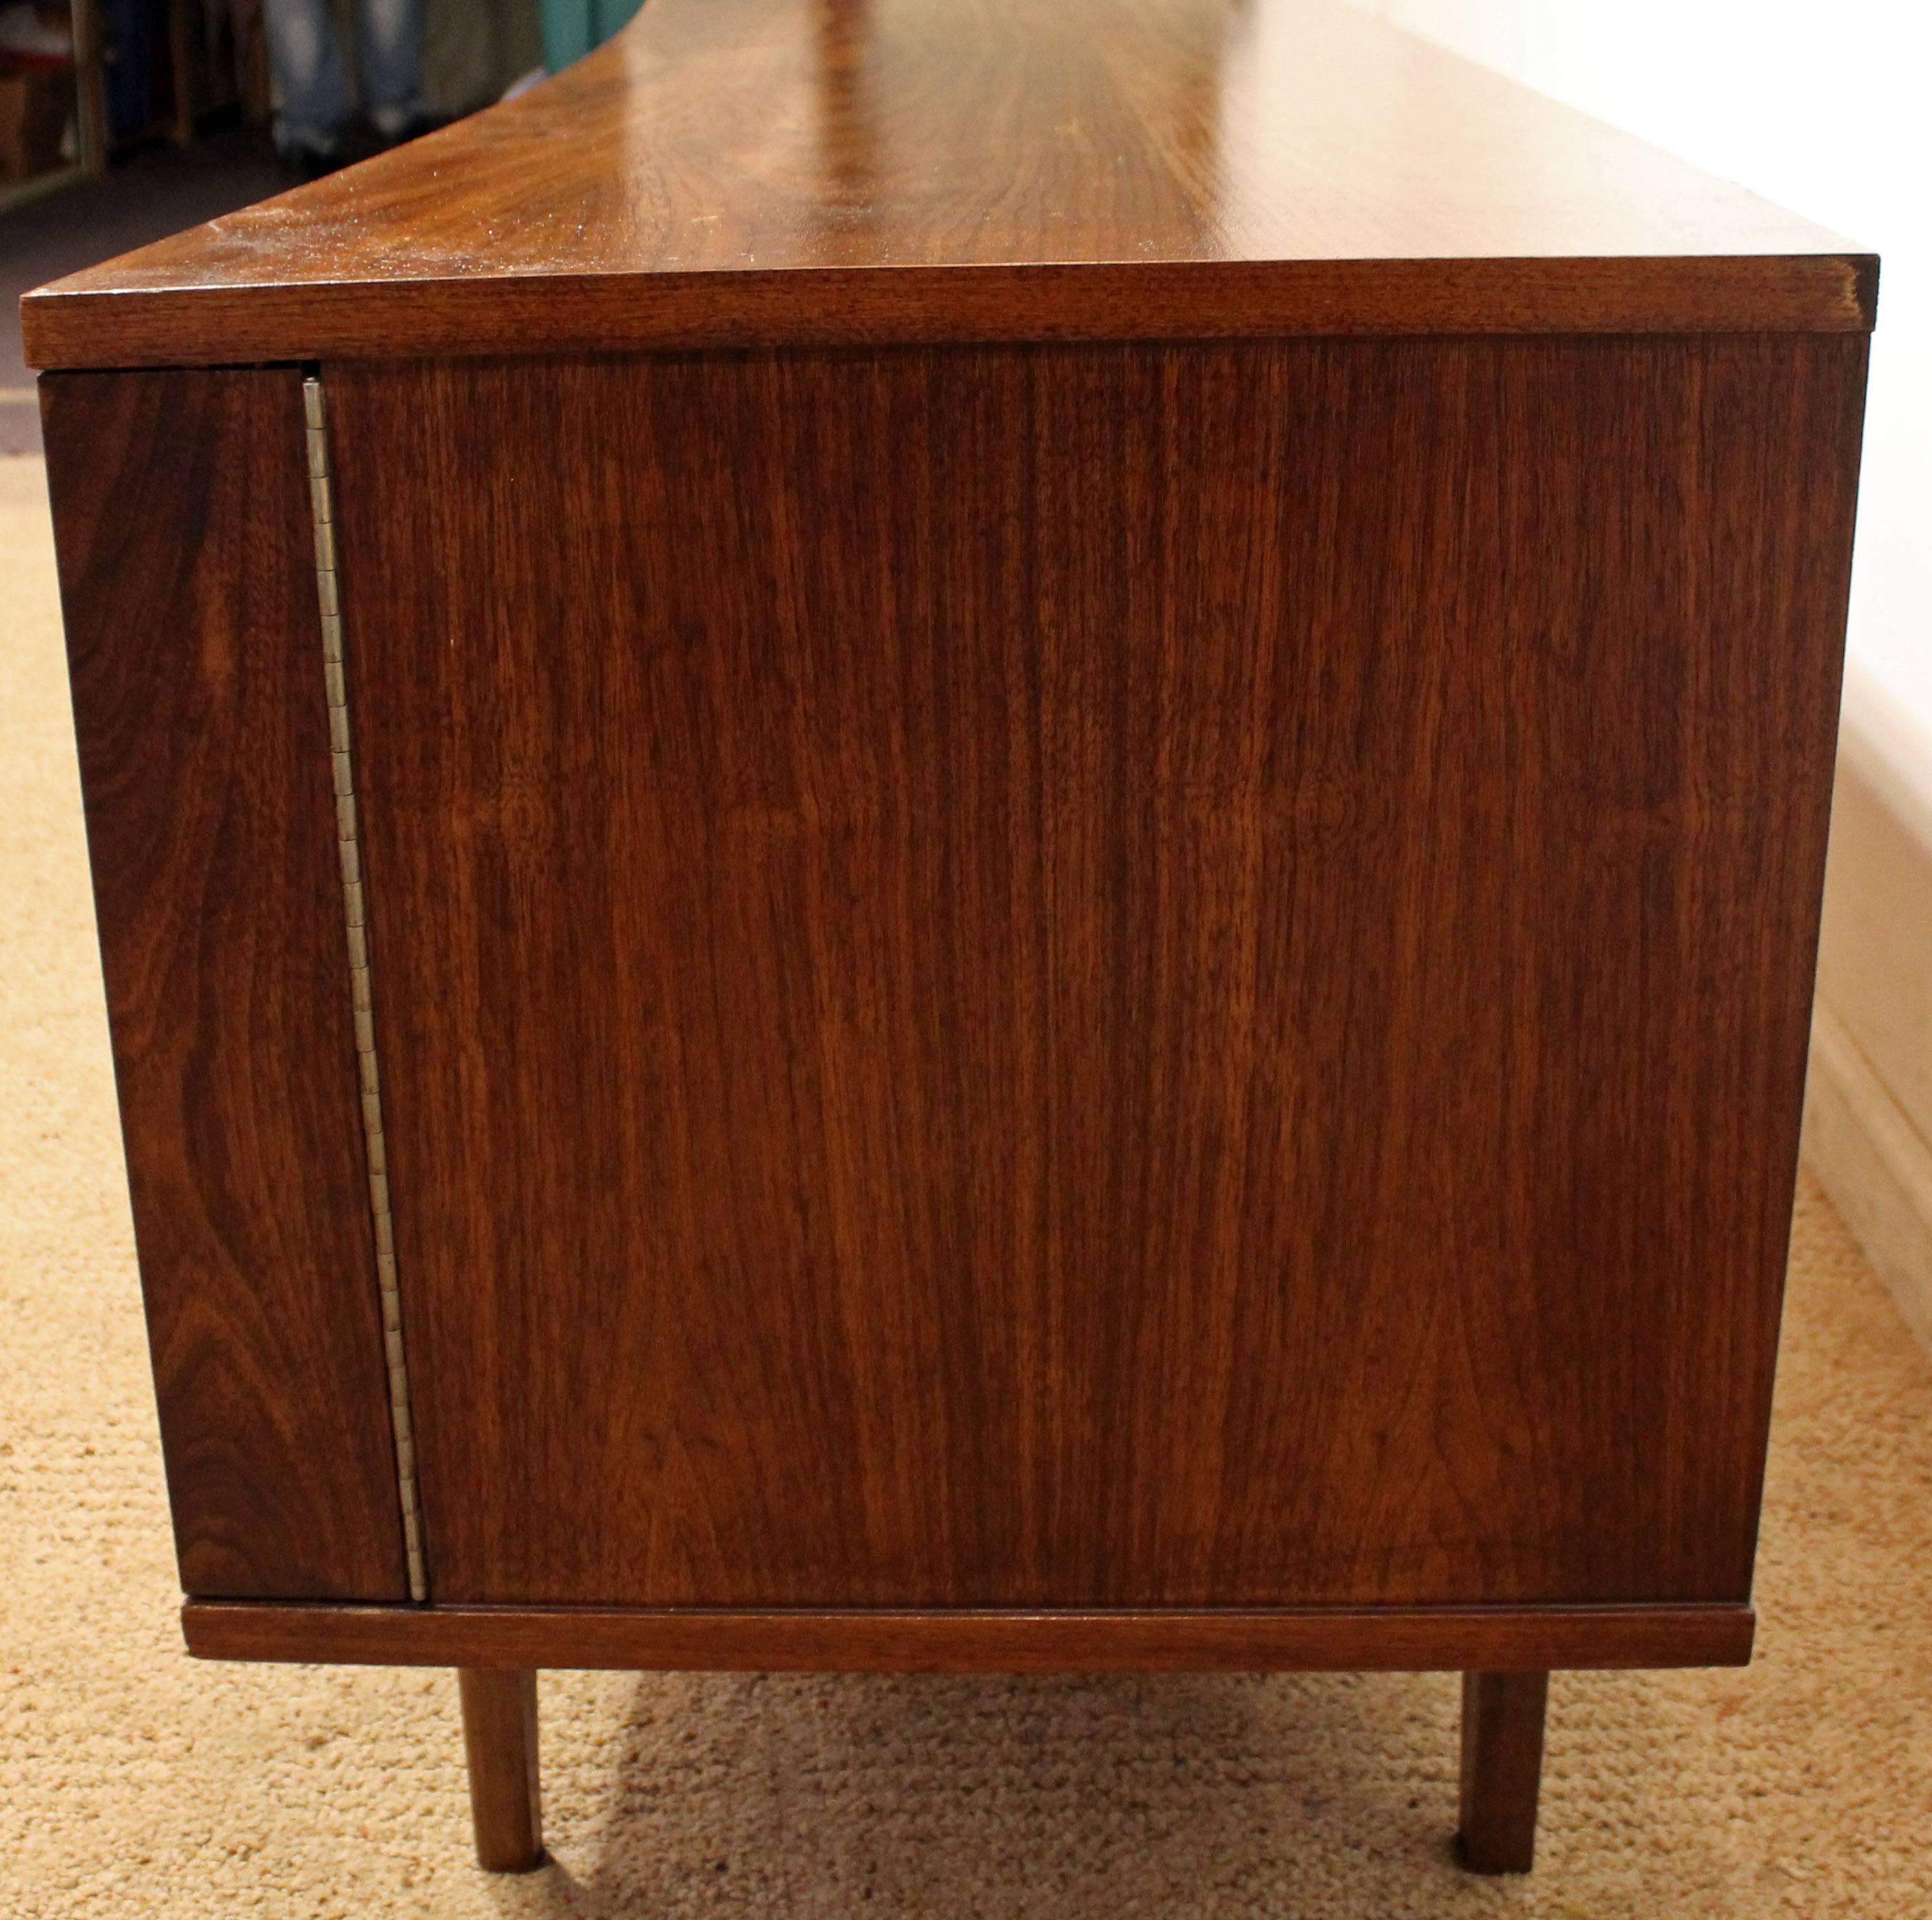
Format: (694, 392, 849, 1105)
(22, 0, 1873, 368)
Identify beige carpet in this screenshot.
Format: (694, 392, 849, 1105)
(3, 448, 1931, 1919)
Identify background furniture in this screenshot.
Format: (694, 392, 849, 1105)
(1, 0, 266, 208)
(23, 0, 1873, 1879)
(0, 54, 75, 186)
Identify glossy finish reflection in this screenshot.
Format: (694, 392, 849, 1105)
(23, 0, 1872, 366)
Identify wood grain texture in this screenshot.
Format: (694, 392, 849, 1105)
(182, 1603, 1756, 1671)
(458, 1670, 545, 1872)
(41, 369, 408, 1601)
(327, 334, 1864, 1613)
(21, 0, 1873, 369)
(1458, 1669, 1549, 1872)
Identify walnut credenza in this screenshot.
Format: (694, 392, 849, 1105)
(23, 0, 1873, 1879)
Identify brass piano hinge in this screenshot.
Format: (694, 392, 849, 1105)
(303, 374, 429, 1603)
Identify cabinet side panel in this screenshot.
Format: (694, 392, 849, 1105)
(331, 337, 1861, 1610)
(42, 368, 408, 1601)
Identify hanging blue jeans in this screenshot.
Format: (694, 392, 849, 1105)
(266, 0, 425, 158)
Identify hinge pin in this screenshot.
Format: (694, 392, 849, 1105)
(304, 374, 429, 1604)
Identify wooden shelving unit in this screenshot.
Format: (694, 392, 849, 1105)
(0, 0, 264, 211)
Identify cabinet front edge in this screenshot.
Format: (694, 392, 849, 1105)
(181, 1601, 1755, 1671)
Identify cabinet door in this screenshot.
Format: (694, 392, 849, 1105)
(45, 368, 408, 1600)
(326, 337, 1862, 1610)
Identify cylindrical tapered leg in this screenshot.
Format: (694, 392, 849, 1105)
(1457, 1669, 1548, 1873)
(458, 1668, 545, 1872)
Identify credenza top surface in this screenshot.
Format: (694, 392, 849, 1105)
(23, 0, 1873, 368)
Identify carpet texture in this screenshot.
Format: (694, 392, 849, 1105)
(3, 448, 1931, 1917)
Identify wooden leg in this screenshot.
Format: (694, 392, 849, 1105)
(458, 1669, 545, 1872)
(167, 0, 197, 147)
(1456, 1669, 1548, 1873)
(69, 0, 111, 178)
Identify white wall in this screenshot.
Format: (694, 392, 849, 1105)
(1354, 0, 1932, 818)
